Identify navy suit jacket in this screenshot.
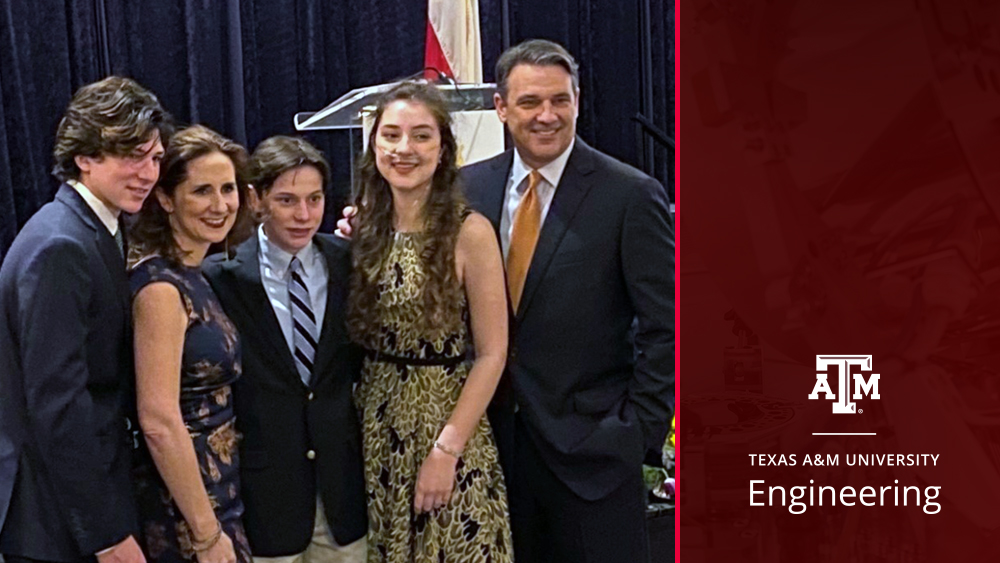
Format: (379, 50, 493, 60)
(0, 184, 138, 559)
(202, 233, 367, 556)
(461, 139, 675, 501)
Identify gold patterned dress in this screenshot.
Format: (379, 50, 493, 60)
(354, 232, 513, 563)
(129, 257, 251, 562)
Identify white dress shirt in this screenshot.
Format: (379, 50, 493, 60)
(67, 179, 119, 236)
(499, 139, 575, 258)
(257, 225, 329, 355)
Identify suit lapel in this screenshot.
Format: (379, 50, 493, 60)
(230, 238, 300, 385)
(310, 236, 347, 385)
(516, 140, 597, 318)
(56, 185, 129, 312)
(474, 151, 513, 230)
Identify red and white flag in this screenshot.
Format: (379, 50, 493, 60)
(425, 0, 483, 83)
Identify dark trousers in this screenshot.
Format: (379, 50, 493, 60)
(510, 415, 649, 563)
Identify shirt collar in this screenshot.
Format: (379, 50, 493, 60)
(510, 138, 576, 193)
(67, 179, 119, 235)
(258, 224, 317, 277)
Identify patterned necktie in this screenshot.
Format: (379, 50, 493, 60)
(113, 227, 124, 258)
(507, 170, 542, 311)
(288, 257, 318, 385)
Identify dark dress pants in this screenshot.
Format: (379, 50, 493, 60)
(510, 414, 650, 563)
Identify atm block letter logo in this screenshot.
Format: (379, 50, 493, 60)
(808, 355, 880, 414)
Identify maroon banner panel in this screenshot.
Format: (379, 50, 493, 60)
(678, 0, 1000, 561)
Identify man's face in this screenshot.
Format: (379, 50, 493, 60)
(494, 64, 579, 170)
(75, 134, 164, 215)
(260, 165, 325, 255)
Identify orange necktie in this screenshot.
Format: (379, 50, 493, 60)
(507, 170, 542, 311)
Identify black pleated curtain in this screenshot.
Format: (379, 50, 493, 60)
(0, 0, 673, 258)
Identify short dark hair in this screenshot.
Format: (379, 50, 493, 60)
(250, 136, 331, 195)
(495, 39, 580, 99)
(52, 76, 173, 181)
(130, 125, 253, 263)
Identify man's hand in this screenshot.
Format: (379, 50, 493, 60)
(96, 535, 146, 563)
(335, 205, 356, 239)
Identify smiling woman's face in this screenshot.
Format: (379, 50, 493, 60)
(374, 99, 442, 193)
(157, 151, 239, 254)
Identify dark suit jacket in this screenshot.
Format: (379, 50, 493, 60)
(0, 185, 138, 560)
(461, 139, 675, 501)
(203, 233, 367, 556)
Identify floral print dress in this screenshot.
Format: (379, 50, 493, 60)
(354, 232, 513, 563)
(130, 257, 251, 562)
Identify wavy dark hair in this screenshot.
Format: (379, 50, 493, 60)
(53, 76, 174, 181)
(249, 135, 331, 224)
(129, 125, 253, 264)
(348, 82, 466, 340)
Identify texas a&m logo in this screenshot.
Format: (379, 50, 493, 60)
(808, 355, 880, 414)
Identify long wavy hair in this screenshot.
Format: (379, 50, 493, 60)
(129, 125, 253, 264)
(347, 82, 466, 340)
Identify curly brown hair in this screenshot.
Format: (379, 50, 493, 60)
(129, 125, 253, 264)
(347, 82, 467, 340)
(52, 76, 174, 181)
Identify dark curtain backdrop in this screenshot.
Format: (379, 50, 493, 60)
(0, 0, 673, 258)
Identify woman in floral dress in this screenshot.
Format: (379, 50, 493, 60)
(129, 125, 254, 562)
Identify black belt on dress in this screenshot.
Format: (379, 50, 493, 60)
(364, 348, 468, 366)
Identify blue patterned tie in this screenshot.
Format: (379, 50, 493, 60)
(288, 257, 318, 385)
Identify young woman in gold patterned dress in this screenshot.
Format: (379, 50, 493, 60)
(348, 83, 513, 563)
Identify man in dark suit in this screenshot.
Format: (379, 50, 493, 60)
(203, 137, 367, 563)
(0, 77, 170, 563)
(460, 40, 674, 563)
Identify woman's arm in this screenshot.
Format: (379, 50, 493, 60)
(439, 213, 509, 453)
(414, 213, 508, 513)
(133, 283, 234, 559)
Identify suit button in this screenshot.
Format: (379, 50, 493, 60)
(308, 391, 315, 401)
(306, 450, 316, 460)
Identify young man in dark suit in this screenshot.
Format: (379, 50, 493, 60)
(0, 77, 170, 563)
(203, 137, 367, 563)
(459, 40, 675, 563)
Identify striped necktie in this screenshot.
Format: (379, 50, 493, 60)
(288, 256, 318, 385)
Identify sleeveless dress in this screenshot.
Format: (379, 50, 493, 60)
(354, 232, 513, 563)
(129, 257, 252, 562)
